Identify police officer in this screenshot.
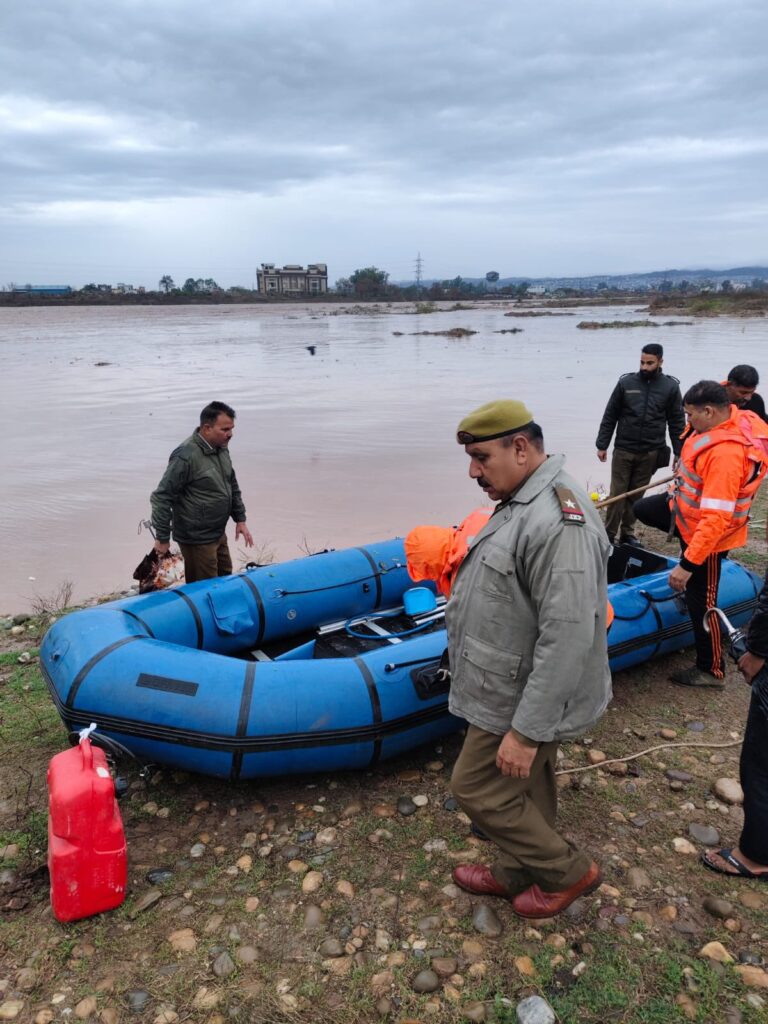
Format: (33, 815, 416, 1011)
(447, 400, 612, 918)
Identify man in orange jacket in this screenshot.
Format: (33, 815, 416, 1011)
(634, 380, 768, 687)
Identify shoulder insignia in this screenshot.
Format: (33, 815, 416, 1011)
(619, 372, 635, 380)
(666, 374, 680, 383)
(554, 485, 586, 525)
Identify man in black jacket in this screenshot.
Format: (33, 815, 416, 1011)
(724, 364, 768, 423)
(701, 570, 768, 879)
(596, 344, 685, 545)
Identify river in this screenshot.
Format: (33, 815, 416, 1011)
(1, 301, 764, 609)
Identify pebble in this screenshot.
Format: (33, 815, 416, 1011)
(702, 896, 734, 919)
(126, 990, 150, 1012)
(302, 870, 323, 893)
(336, 879, 354, 897)
(514, 955, 536, 976)
(168, 929, 196, 952)
(373, 803, 396, 818)
(189, 843, 206, 859)
(515, 994, 556, 1024)
(287, 859, 308, 874)
(463, 1001, 487, 1022)
(659, 728, 677, 740)
(738, 951, 764, 965)
(740, 891, 764, 910)
(413, 794, 429, 807)
(303, 905, 324, 930)
(397, 797, 418, 817)
(733, 966, 768, 988)
(0, 1006, 24, 1022)
(425, 760, 444, 772)
(153, 1011, 178, 1024)
(666, 770, 692, 783)
(14, 969, 37, 991)
(746, 993, 766, 1009)
(146, 868, 173, 885)
(431, 957, 458, 977)
(411, 969, 440, 993)
(443, 797, 459, 811)
(316, 827, 337, 845)
(688, 823, 720, 846)
(237, 946, 258, 964)
(34, 1013, 54, 1024)
(319, 938, 344, 958)
(587, 750, 606, 764)
(340, 801, 363, 818)
(423, 838, 448, 853)
(212, 952, 235, 978)
(191, 987, 219, 1009)
(699, 941, 733, 963)
(461, 939, 484, 961)
(672, 838, 698, 855)
(626, 867, 652, 890)
(297, 830, 315, 843)
(472, 904, 503, 937)
(686, 721, 705, 732)
(659, 905, 678, 922)
(712, 778, 744, 805)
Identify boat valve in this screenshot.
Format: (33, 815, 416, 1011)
(703, 607, 748, 662)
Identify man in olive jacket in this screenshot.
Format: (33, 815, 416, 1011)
(596, 343, 685, 545)
(150, 401, 253, 583)
(448, 399, 612, 919)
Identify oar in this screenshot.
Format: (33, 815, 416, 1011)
(594, 475, 675, 510)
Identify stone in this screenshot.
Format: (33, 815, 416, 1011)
(316, 827, 338, 845)
(672, 838, 698, 855)
(189, 843, 206, 858)
(423, 838, 448, 853)
(746, 994, 766, 1009)
(514, 956, 535, 976)
(413, 794, 429, 807)
(659, 905, 678, 922)
(734, 966, 768, 988)
(235, 854, 252, 873)
(699, 941, 733, 963)
(740, 891, 765, 910)
(14, 969, 37, 992)
(0, 1005, 24, 1021)
(129, 889, 163, 918)
(75, 996, 98, 1019)
(702, 896, 734, 919)
(319, 938, 344, 958)
(686, 721, 705, 732)
(712, 779, 744, 805)
(425, 760, 444, 772)
(191, 987, 219, 1009)
(674, 993, 697, 1020)
(412, 969, 440, 994)
(303, 905, 324, 929)
(153, 1011, 179, 1024)
(587, 750, 606, 764)
(373, 803, 396, 818)
(432, 957, 458, 977)
(287, 859, 308, 873)
(340, 801, 363, 818)
(666, 770, 692, 783)
(302, 870, 323, 893)
(515, 994, 556, 1024)
(688, 823, 720, 846)
(212, 951, 235, 977)
(463, 1002, 487, 1022)
(168, 929, 196, 952)
(34, 1013, 54, 1024)
(397, 797, 418, 816)
(146, 868, 173, 885)
(443, 797, 459, 811)
(626, 867, 652, 890)
(126, 990, 150, 1012)
(472, 903, 503, 937)
(461, 939, 484, 961)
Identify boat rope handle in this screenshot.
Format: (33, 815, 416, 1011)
(384, 655, 440, 673)
(611, 587, 681, 622)
(557, 737, 741, 776)
(276, 563, 404, 597)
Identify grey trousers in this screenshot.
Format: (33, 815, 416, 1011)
(604, 448, 659, 540)
(450, 725, 591, 894)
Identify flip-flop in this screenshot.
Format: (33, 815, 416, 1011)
(701, 847, 768, 880)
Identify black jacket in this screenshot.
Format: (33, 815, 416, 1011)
(596, 371, 686, 456)
(742, 391, 768, 424)
(747, 568, 768, 659)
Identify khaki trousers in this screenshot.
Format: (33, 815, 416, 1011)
(179, 534, 233, 583)
(451, 725, 591, 894)
(604, 448, 658, 541)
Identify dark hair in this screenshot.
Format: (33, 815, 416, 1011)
(683, 380, 729, 408)
(642, 343, 663, 358)
(727, 364, 759, 388)
(200, 401, 236, 426)
(501, 422, 544, 452)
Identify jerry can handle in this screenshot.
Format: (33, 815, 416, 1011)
(78, 723, 98, 770)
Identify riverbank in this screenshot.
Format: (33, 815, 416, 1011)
(2, 499, 767, 1023)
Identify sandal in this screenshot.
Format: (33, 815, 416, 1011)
(701, 847, 768, 880)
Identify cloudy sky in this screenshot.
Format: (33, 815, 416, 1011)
(1, 0, 766, 288)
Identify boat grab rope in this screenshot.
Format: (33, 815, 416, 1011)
(556, 737, 742, 776)
(275, 563, 404, 597)
(611, 587, 683, 622)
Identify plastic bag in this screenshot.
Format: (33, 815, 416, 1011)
(132, 549, 185, 593)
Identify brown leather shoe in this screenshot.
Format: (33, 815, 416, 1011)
(452, 863, 510, 897)
(511, 861, 601, 919)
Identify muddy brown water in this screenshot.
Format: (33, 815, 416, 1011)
(1, 301, 765, 609)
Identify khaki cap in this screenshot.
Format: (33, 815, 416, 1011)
(456, 400, 534, 443)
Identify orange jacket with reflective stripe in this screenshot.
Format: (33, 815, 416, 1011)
(405, 508, 492, 597)
(671, 406, 768, 565)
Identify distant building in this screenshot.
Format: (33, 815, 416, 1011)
(526, 285, 547, 297)
(12, 284, 73, 296)
(257, 263, 328, 296)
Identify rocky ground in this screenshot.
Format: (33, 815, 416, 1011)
(2, 504, 768, 1024)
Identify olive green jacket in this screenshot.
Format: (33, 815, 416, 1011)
(150, 430, 247, 545)
(445, 454, 612, 742)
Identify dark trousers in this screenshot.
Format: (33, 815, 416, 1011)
(451, 725, 591, 894)
(179, 534, 233, 583)
(634, 493, 725, 677)
(604, 448, 659, 541)
(739, 670, 768, 864)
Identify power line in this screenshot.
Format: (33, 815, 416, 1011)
(414, 252, 423, 296)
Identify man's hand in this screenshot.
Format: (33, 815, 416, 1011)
(668, 564, 692, 592)
(496, 730, 538, 779)
(738, 651, 765, 685)
(596, 450, 607, 463)
(153, 540, 171, 556)
(235, 522, 254, 547)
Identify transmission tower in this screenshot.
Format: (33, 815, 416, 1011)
(414, 252, 423, 296)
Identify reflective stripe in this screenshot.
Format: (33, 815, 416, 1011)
(677, 492, 700, 508)
(700, 498, 736, 512)
(679, 462, 702, 483)
(732, 510, 749, 520)
(692, 433, 712, 451)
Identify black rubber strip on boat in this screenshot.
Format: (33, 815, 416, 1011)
(355, 546, 383, 608)
(136, 672, 198, 697)
(240, 577, 266, 647)
(232, 662, 256, 779)
(121, 610, 156, 638)
(65, 635, 143, 707)
(169, 590, 204, 649)
(354, 656, 383, 765)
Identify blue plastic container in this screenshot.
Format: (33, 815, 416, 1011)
(403, 587, 438, 616)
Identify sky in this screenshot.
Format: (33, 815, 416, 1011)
(1, 0, 767, 289)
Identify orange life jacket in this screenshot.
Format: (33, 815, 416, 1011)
(671, 406, 768, 564)
(405, 508, 492, 597)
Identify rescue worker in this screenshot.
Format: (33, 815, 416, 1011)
(724, 364, 768, 423)
(634, 380, 768, 687)
(596, 343, 685, 546)
(150, 401, 254, 583)
(446, 400, 612, 918)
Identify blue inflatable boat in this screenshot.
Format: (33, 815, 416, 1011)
(40, 540, 761, 779)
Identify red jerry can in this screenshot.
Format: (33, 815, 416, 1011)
(47, 729, 127, 922)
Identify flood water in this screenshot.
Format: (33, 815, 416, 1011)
(2, 301, 765, 609)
